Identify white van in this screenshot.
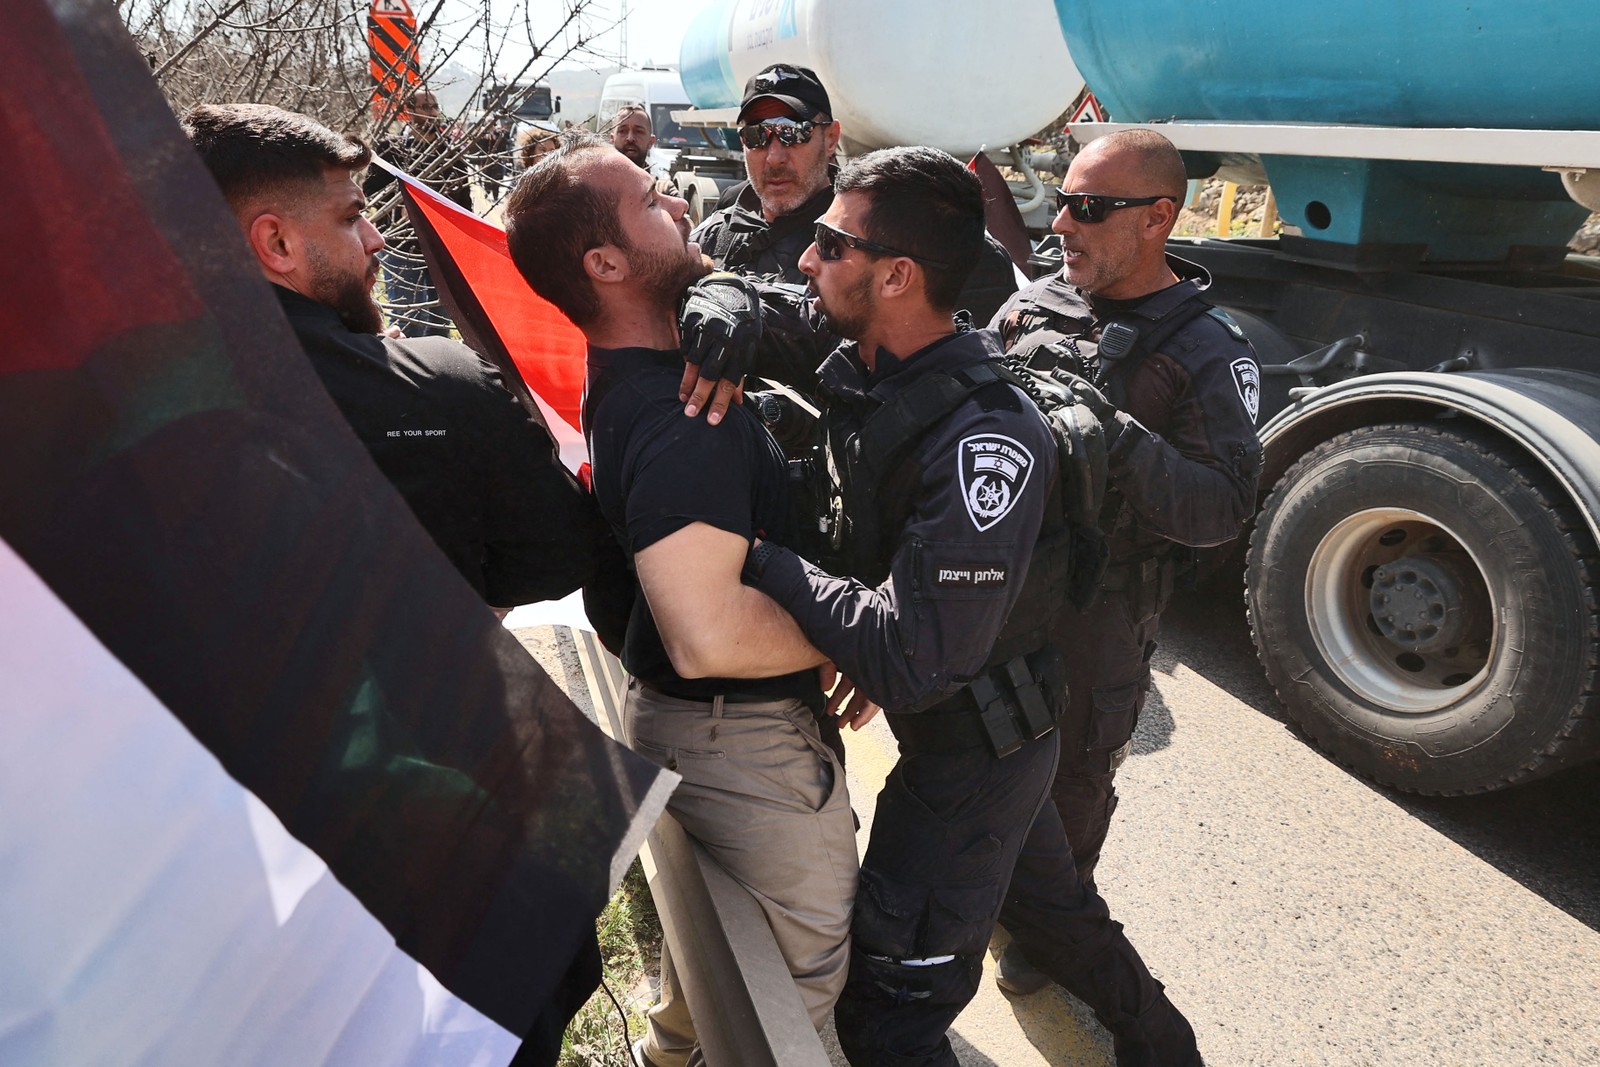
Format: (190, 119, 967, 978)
(597, 67, 713, 175)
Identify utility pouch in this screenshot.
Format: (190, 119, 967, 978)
(969, 674, 1024, 758)
(969, 649, 1066, 758)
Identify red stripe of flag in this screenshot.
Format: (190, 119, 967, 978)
(384, 161, 588, 463)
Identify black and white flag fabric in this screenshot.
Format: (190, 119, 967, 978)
(0, 2, 675, 1064)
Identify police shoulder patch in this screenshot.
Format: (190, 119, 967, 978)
(1231, 357, 1261, 423)
(958, 433, 1034, 531)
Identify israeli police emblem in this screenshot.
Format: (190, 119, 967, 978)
(958, 434, 1034, 531)
(1231, 357, 1261, 423)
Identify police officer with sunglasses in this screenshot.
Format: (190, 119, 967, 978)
(690, 64, 846, 286)
(688, 66, 1021, 396)
(989, 128, 1263, 1001)
(720, 144, 1204, 1067)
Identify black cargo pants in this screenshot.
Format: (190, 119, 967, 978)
(835, 727, 1197, 1067)
(1051, 560, 1170, 888)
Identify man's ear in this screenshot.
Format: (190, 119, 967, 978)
(584, 244, 626, 285)
(879, 256, 919, 301)
(1145, 196, 1180, 242)
(245, 211, 299, 276)
(822, 121, 843, 156)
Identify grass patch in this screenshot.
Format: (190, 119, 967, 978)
(559, 859, 662, 1066)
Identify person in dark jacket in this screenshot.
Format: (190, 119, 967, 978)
(730, 145, 1201, 1067)
(989, 128, 1263, 996)
(183, 103, 613, 614)
(691, 64, 1019, 325)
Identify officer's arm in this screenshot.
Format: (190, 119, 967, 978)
(750, 413, 1053, 711)
(634, 522, 829, 678)
(1109, 343, 1263, 547)
(678, 278, 836, 422)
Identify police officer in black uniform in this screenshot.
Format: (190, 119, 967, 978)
(691, 64, 1019, 326)
(731, 146, 1201, 1067)
(990, 129, 1263, 995)
(184, 103, 613, 615)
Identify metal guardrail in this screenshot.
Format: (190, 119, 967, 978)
(569, 628, 831, 1067)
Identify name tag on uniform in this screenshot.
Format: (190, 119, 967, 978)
(934, 564, 1008, 588)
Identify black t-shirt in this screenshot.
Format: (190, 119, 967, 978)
(584, 344, 815, 701)
(277, 285, 608, 607)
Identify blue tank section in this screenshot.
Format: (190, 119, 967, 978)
(1053, 1, 1600, 130)
(679, 0, 742, 109)
(1054, 0, 1600, 259)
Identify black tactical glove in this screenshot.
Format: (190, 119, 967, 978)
(679, 272, 765, 385)
(1050, 368, 1133, 450)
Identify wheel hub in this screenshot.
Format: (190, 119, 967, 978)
(1303, 508, 1496, 713)
(1368, 555, 1485, 653)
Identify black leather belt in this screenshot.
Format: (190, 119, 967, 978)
(640, 678, 817, 709)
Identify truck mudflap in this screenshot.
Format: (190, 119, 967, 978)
(1246, 369, 1600, 794)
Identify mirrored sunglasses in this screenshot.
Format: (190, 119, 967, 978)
(738, 118, 819, 150)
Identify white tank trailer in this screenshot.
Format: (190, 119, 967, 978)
(673, 0, 1085, 226)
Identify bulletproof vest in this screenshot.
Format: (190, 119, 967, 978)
(999, 276, 1213, 407)
(701, 202, 822, 282)
(999, 277, 1218, 554)
(814, 358, 1109, 672)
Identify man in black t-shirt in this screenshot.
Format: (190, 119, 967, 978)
(504, 133, 860, 1067)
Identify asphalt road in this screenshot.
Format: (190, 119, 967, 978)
(829, 588, 1600, 1067)
(517, 586, 1600, 1066)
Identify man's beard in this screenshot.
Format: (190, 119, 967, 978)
(754, 158, 830, 218)
(309, 250, 384, 335)
(618, 142, 650, 167)
(812, 271, 875, 342)
(628, 239, 709, 308)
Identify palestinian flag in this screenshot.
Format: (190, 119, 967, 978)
(382, 161, 590, 473)
(0, 4, 675, 1066)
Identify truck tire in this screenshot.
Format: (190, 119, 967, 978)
(684, 187, 703, 228)
(1246, 421, 1600, 794)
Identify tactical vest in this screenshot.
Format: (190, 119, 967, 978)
(814, 358, 1109, 675)
(998, 276, 1217, 407)
(997, 276, 1227, 562)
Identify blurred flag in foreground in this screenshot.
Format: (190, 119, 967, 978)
(0, 3, 674, 1066)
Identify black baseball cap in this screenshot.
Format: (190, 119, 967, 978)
(737, 64, 832, 123)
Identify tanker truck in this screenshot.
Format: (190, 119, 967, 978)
(672, 0, 1089, 226)
(675, 0, 1600, 797)
(1054, 0, 1600, 796)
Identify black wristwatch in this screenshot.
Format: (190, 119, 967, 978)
(741, 539, 782, 585)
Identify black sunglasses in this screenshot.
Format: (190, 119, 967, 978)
(738, 118, 819, 150)
(812, 221, 949, 269)
(1055, 189, 1177, 223)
